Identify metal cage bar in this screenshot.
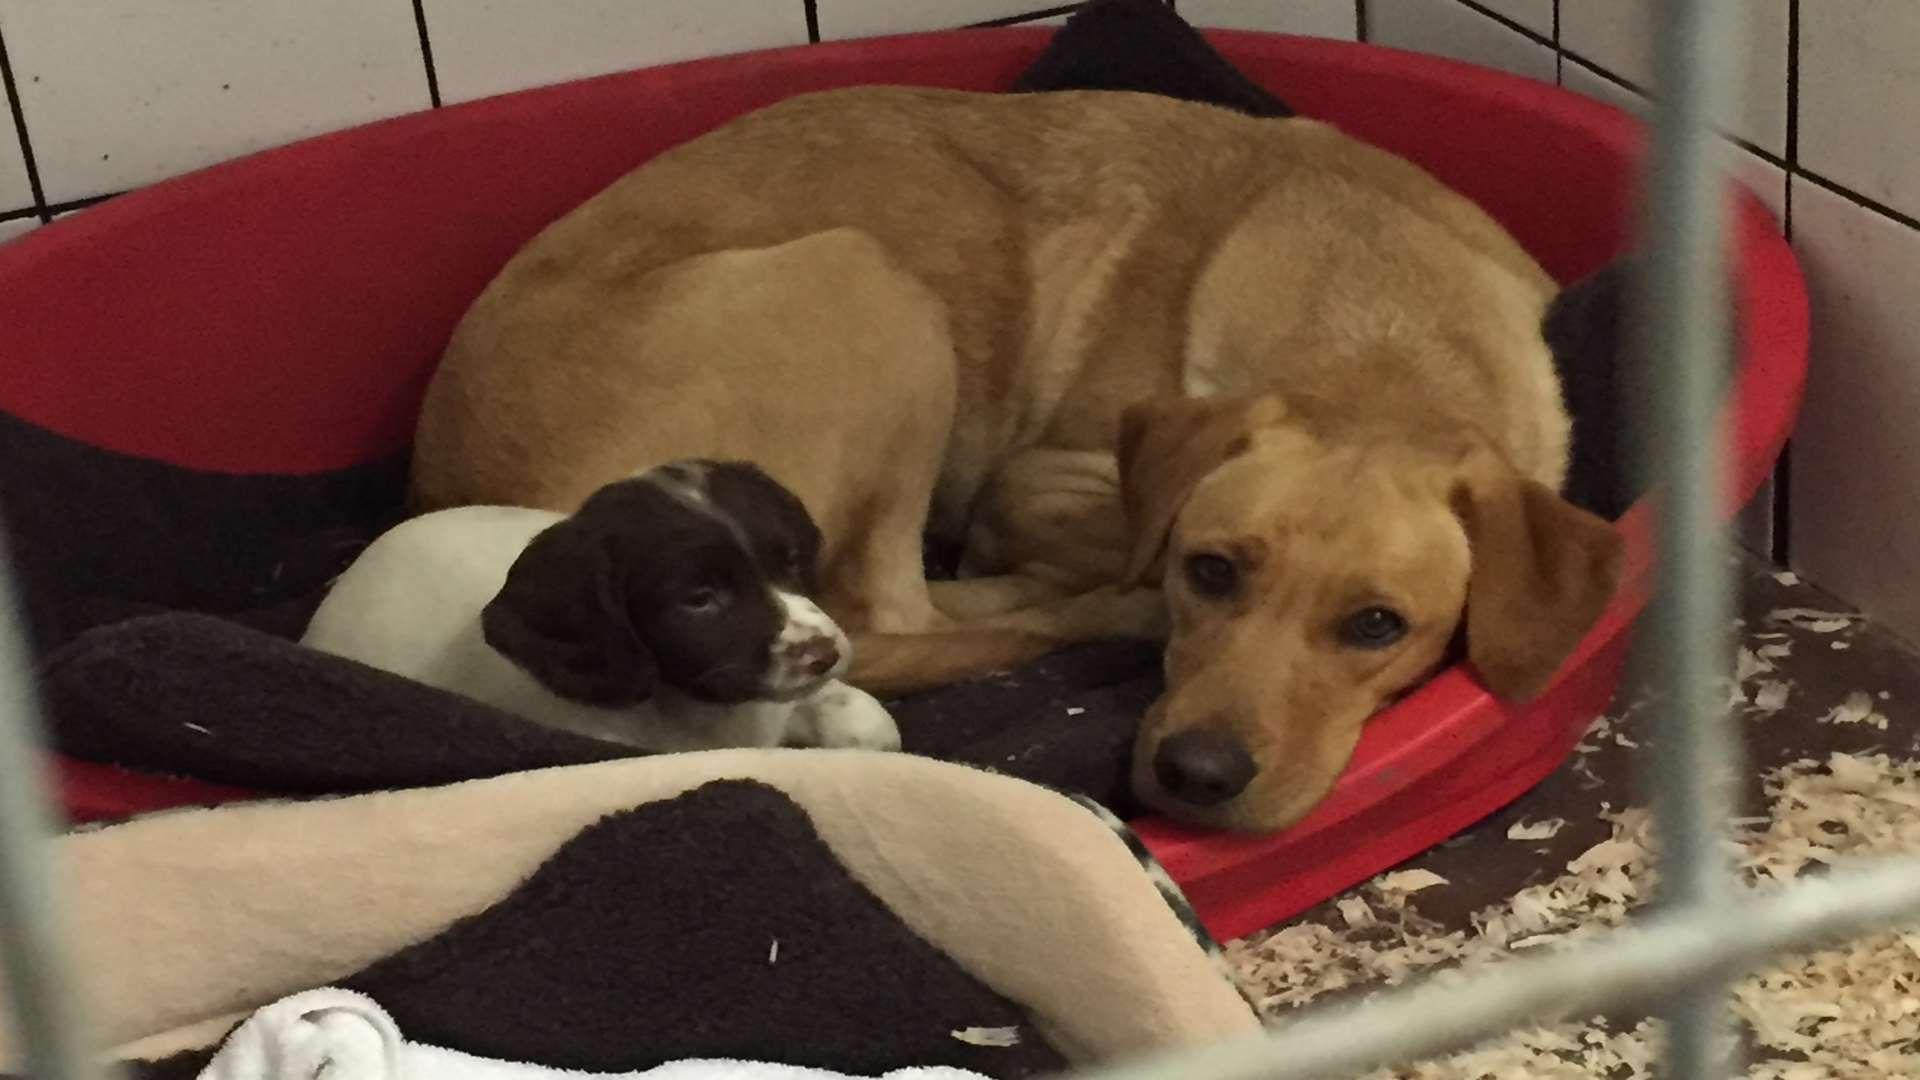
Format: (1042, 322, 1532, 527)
(0, 4, 1916, 1080)
(0, 531, 114, 1080)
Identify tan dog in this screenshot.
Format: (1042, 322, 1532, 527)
(410, 86, 1624, 832)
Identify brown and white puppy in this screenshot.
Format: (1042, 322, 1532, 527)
(303, 461, 899, 753)
(408, 86, 1623, 831)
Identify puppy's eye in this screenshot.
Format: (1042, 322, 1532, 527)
(679, 587, 732, 616)
(772, 543, 802, 575)
(1183, 553, 1239, 598)
(1340, 606, 1408, 649)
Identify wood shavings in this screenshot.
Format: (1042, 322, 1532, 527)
(1375, 869, 1449, 894)
(1337, 896, 1376, 929)
(1737, 646, 1774, 682)
(1730, 753, 1920, 1075)
(1767, 607, 1858, 634)
(1819, 690, 1890, 730)
(949, 1027, 1021, 1047)
(1573, 713, 1613, 754)
(1231, 751, 1920, 1078)
(1751, 681, 1791, 713)
(1507, 818, 1566, 841)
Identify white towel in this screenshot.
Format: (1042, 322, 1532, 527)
(197, 988, 994, 1080)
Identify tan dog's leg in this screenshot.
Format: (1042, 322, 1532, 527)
(925, 576, 1068, 622)
(923, 447, 1152, 629)
(822, 490, 955, 636)
(844, 444, 1167, 699)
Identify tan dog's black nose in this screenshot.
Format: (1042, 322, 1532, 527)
(1152, 730, 1255, 807)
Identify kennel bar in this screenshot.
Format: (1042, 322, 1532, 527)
(0, 6, 1908, 1080)
(0, 530, 114, 1080)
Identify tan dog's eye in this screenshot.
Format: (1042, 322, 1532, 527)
(1340, 606, 1408, 649)
(1183, 553, 1239, 598)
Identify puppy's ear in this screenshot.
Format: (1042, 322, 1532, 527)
(1117, 394, 1287, 586)
(481, 520, 656, 707)
(1451, 449, 1625, 703)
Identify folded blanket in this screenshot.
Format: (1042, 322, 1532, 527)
(200, 989, 990, 1080)
(6, 757, 1257, 1078)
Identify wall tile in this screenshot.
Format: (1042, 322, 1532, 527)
(1368, 0, 1555, 83)
(1800, 0, 1920, 223)
(0, 119, 30, 210)
(1559, 0, 1789, 157)
(424, 0, 810, 105)
(0, 0, 430, 203)
(0, 215, 36, 246)
(1470, 0, 1553, 37)
(1787, 179, 1920, 642)
(1177, 0, 1357, 39)
(1560, 60, 1788, 228)
(816, 1, 1075, 38)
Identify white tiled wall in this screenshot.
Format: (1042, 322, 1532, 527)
(814, 0, 1065, 38)
(1369, 0, 1554, 82)
(0, 0, 1915, 642)
(1787, 180, 1920, 640)
(0, 0, 429, 204)
(1798, 0, 1920, 222)
(1176, 0, 1356, 40)
(423, 1, 810, 104)
(1560, 0, 1790, 156)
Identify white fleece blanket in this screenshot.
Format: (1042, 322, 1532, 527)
(198, 989, 993, 1080)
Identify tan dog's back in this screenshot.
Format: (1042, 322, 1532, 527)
(412, 86, 1558, 520)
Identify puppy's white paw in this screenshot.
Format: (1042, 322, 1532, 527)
(790, 682, 902, 752)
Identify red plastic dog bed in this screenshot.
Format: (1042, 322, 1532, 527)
(0, 29, 1805, 940)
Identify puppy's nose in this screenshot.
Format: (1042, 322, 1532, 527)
(1152, 730, 1255, 807)
(791, 637, 841, 678)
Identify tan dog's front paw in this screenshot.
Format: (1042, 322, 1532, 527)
(1053, 584, 1171, 643)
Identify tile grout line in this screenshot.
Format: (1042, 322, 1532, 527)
(1552, 0, 1562, 85)
(1772, 0, 1800, 566)
(410, 0, 442, 108)
(1449, 0, 1554, 50)
(966, 4, 1087, 28)
(0, 23, 49, 223)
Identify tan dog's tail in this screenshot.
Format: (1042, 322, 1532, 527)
(847, 630, 1065, 699)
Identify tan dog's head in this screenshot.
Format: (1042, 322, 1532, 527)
(1120, 394, 1624, 832)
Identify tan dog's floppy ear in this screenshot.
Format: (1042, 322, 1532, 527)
(482, 521, 657, 707)
(1452, 450, 1626, 702)
(1117, 394, 1287, 586)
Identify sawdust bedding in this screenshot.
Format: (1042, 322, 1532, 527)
(1226, 592, 1920, 1078)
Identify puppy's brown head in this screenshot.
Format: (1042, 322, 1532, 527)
(481, 460, 841, 708)
(1120, 394, 1623, 832)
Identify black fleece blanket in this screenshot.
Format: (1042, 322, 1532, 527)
(129, 781, 1072, 1080)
